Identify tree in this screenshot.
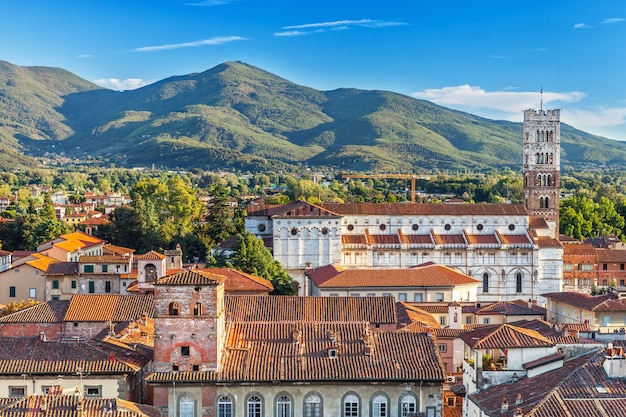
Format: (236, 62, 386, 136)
(226, 231, 295, 295)
(1, 299, 40, 317)
(203, 184, 236, 244)
(40, 193, 57, 221)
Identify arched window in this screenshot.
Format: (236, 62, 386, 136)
(343, 394, 359, 417)
(247, 395, 262, 417)
(399, 394, 417, 417)
(218, 395, 233, 417)
(516, 272, 523, 293)
(545, 196, 549, 208)
(304, 393, 322, 417)
(276, 395, 292, 417)
(372, 394, 388, 417)
(482, 273, 489, 293)
(180, 395, 195, 417)
(193, 302, 202, 316)
(169, 302, 179, 316)
(539, 197, 545, 209)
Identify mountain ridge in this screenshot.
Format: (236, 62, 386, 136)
(1, 60, 625, 172)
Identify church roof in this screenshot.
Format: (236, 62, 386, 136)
(321, 202, 529, 216)
(156, 269, 223, 286)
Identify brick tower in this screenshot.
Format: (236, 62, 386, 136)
(523, 107, 561, 237)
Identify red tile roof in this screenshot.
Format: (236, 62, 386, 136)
(321, 202, 529, 216)
(0, 396, 162, 417)
(542, 292, 626, 312)
(433, 233, 466, 245)
(318, 264, 479, 289)
(469, 350, 626, 417)
(304, 264, 343, 286)
(459, 323, 554, 349)
(224, 296, 397, 324)
(476, 301, 545, 316)
(201, 267, 273, 292)
(247, 200, 341, 218)
(134, 250, 166, 260)
(466, 234, 500, 245)
(63, 294, 154, 322)
(0, 300, 70, 323)
(156, 269, 224, 286)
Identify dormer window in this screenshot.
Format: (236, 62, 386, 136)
(328, 348, 338, 358)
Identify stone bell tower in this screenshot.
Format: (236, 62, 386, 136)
(523, 105, 561, 237)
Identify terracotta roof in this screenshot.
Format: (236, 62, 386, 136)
(542, 292, 626, 312)
(533, 235, 563, 248)
(409, 302, 477, 314)
(529, 216, 549, 229)
(134, 250, 166, 260)
(434, 328, 465, 338)
(477, 301, 545, 316)
(321, 202, 529, 216)
(64, 294, 154, 322)
(225, 295, 397, 324)
(103, 243, 136, 256)
(26, 253, 58, 272)
(342, 234, 368, 244)
(596, 248, 626, 262)
(433, 233, 466, 245)
(247, 200, 341, 218)
(466, 234, 500, 245)
(402, 234, 434, 244)
(0, 396, 162, 417)
(522, 352, 565, 370)
(396, 302, 440, 329)
(79, 254, 130, 264)
(0, 337, 143, 374)
(45, 261, 79, 275)
(0, 300, 70, 323)
(563, 243, 597, 255)
(459, 323, 554, 349)
(156, 269, 224, 286)
(304, 264, 344, 286)
(318, 264, 479, 289)
(510, 300, 547, 315)
(497, 233, 533, 245)
(469, 349, 626, 417)
(368, 234, 401, 244)
(217, 321, 446, 382)
(200, 267, 273, 292)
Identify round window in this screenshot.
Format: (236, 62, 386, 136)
(379, 224, 387, 231)
(257, 223, 266, 232)
(321, 227, 329, 235)
(291, 227, 298, 236)
(477, 224, 483, 231)
(347, 224, 354, 231)
(508, 224, 515, 231)
(444, 224, 451, 231)
(412, 224, 419, 231)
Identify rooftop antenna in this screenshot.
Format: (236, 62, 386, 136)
(540, 85, 543, 111)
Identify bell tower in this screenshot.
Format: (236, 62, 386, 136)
(523, 105, 561, 237)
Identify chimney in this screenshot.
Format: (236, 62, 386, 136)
(562, 325, 569, 338)
(527, 299, 532, 309)
(501, 397, 509, 413)
(40, 331, 47, 342)
(516, 393, 523, 405)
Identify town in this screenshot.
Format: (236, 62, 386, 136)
(1, 108, 626, 417)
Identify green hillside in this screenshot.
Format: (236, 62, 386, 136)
(1, 60, 626, 173)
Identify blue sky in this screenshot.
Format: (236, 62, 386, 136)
(2, 0, 626, 140)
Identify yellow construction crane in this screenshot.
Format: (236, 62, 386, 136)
(342, 174, 418, 202)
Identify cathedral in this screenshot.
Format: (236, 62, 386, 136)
(245, 108, 564, 304)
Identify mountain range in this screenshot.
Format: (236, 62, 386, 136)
(1, 60, 625, 173)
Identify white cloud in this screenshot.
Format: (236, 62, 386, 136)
(93, 78, 153, 91)
(76, 54, 93, 59)
(412, 85, 626, 139)
(133, 36, 246, 52)
(274, 30, 309, 37)
(602, 17, 624, 24)
(573, 23, 592, 29)
(279, 19, 406, 35)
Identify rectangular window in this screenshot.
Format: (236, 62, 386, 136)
(181, 346, 190, 356)
(88, 281, 95, 293)
(105, 281, 111, 293)
(330, 293, 339, 297)
(52, 280, 59, 289)
(102, 264, 108, 273)
(382, 293, 392, 297)
(438, 343, 447, 353)
(603, 264, 608, 270)
(9, 286, 15, 298)
(29, 288, 36, 298)
(71, 280, 77, 289)
(84, 385, 102, 398)
(604, 316, 611, 327)
(439, 316, 446, 326)
(436, 293, 444, 302)
(483, 318, 491, 324)
(51, 296, 60, 300)
(84, 265, 94, 273)
(466, 316, 472, 324)
(413, 293, 423, 302)
(621, 280, 625, 286)
(622, 264, 625, 271)
(367, 293, 376, 297)
(9, 386, 26, 397)
(398, 293, 407, 302)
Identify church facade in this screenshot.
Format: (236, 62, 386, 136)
(245, 108, 564, 304)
